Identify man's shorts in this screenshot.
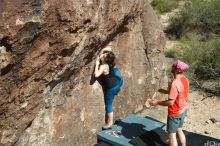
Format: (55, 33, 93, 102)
(167, 110, 187, 133)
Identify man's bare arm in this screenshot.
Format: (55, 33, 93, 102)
(150, 99, 175, 106)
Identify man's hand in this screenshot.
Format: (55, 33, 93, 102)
(149, 99, 159, 106)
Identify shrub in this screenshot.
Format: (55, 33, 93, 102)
(165, 50, 179, 58)
(151, 0, 180, 13)
(167, 35, 220, 80)
(166, 0, 220, 37)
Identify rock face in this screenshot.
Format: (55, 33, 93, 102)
(0, 0, 166, 145)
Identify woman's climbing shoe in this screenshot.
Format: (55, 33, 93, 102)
(102, 124, 113, 130)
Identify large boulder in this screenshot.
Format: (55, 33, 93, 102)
(0, 0, 166, 145)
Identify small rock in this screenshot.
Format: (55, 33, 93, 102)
(207, 93, 213, 97)
(210, 118, 218, 123)
(216, 121, 220, 125)
(205, 119, 212, 124)
(204, 131, 210, 134)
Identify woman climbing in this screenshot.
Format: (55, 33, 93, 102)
(94, 46, 123, 130)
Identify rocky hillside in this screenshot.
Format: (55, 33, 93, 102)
(0, 0, 166, 145)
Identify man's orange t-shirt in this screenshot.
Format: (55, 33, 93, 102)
(168, 75, 189, 116)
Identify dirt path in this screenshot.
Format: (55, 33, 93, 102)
(159, 1, 185, 52)
(159, 1, 185, 29)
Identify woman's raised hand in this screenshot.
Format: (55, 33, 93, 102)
(96, 57, 100, 65)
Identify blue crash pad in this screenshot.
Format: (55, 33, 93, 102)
(97, 114, 167, 146)
(97, 114, 220, 146)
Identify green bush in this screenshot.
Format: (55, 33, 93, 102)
(151, 0, 180, 13)
(165, 49, 180, 58)
(166, 0, 220, 37)
(167, 35, 220, 80)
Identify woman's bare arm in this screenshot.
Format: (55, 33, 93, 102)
(94, 58, 109, 78)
